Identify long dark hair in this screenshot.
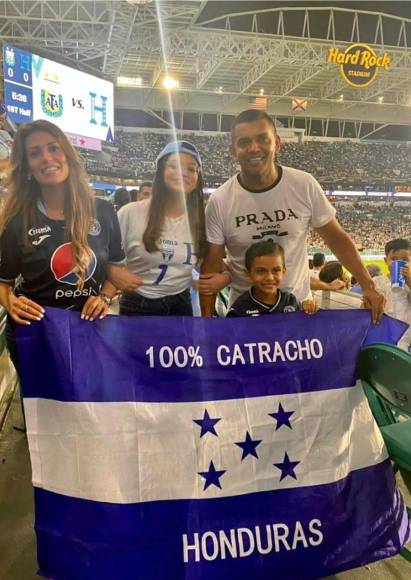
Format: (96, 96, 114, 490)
(142, 156, 207, 259)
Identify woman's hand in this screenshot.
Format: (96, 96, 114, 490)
(198, 272, 231, 295)
(81, 295, 110, 321)
(6, 293, 45, 325)
(301, 299, 319, 315)
(106, 264, 141, 292)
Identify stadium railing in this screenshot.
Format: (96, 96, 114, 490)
(316, 289, 363, 309)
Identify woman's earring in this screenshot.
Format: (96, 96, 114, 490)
(27, 173, 32, 181)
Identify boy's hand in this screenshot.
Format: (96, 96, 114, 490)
(302, 299, 318, 315)
(400, 264, 411, 289)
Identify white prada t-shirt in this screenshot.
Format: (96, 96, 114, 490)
(206, 166, 336, 303)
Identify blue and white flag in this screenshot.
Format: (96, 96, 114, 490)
(17, 309, 410, 580)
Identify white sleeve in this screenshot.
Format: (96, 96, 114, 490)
(308, 176, 337, 229)
(117, 205, 129, 248)
(205, 196, 225, 245)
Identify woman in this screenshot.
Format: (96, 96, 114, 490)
(0, 119, 129, 369)
(118, 141, 214, 316)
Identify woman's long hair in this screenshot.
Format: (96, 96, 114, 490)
(143, 156, 207, 260)
(0, 119, 95, 288)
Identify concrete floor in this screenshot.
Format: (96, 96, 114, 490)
(0, 392, 410, 580)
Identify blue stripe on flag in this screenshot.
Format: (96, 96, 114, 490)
(16, 309, 407, 403)
(34, 460, 410, 580)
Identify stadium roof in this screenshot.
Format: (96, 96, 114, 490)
(1, 1, 410, 138)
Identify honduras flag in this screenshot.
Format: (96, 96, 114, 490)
(17, 309, 410, 580)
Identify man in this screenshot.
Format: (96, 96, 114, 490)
(311, 252, 325, 278)
(137, 181, 152, 202)
(200, 109, 384, 323)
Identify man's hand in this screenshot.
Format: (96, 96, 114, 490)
(106, 264, 141, 292)
(198, 272, 231, 295)
(362, 285, 385, 324)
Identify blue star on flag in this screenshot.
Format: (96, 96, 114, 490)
(193, 409, 221, 437)
(269, 402, 294, 430)
(273, 452, 300, 482)
(235, 431, 262, 460)
(198, 460, 226, 490)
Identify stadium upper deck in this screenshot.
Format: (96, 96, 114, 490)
(0, 1, 410, 140)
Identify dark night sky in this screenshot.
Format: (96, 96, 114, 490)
(196, 2, 411, 50)
(199, 2, 411, 21)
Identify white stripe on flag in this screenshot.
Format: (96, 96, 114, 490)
(24, 382, 387, 503)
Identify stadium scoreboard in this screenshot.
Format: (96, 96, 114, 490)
(2, 44, 114, 142)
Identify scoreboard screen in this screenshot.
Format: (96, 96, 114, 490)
(3, 44, 114, 141)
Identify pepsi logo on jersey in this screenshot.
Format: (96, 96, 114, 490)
(50, 242, 97, 300)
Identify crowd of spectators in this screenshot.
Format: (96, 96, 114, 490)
(81, 130, 410, 251)
(82, 130, 410, 192)
(307, 201, 411, 250)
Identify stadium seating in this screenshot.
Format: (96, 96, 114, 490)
(358, 343, 411, 563)
(82, 130, 411, 193)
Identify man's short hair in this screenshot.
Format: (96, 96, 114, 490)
(366, 264, 382, 278)
(384, 238, 411, 256)
(231, 109, 277, 140)
(313, 252, 325, 268)
(139, 181, 152, 191)
(245, 240, 285, 271)
(319, 261, 344, 283)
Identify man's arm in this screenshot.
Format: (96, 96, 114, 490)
(310, 277, 345, 291)
(199, 243, 226, 317)
(315, 218, 385, 323)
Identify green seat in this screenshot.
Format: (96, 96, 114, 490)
(358, 343, 411, 563)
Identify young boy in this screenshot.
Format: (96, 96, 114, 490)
(373, 238, 411, 353)
(227, 240, 317, 317)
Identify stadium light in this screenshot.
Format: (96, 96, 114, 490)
(259, 88, 265, 95)
(378, 96, 384, 103)
(163, 76, 179, 90)
(339, 94, 344, 102)
(116, 76, 143, 87)
(216, 86, 223, 94)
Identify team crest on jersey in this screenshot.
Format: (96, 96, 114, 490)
(162, 249, 175, 263)
(89, 218, 101, 236)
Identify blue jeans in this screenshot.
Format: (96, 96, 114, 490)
(119, 289, 193, 316)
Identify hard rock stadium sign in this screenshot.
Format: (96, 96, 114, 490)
(327, 43, 391, 88)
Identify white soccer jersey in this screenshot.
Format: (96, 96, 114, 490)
(118, 200, 197, 298)
(374, 275, 411, 353)
(206, 166, 336, 303)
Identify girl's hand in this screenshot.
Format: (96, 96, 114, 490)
(198, 272, 231, 295)
(7, 293, 45, 325)
(302, 299, 318, 315)
(81, 295, 110, 321)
